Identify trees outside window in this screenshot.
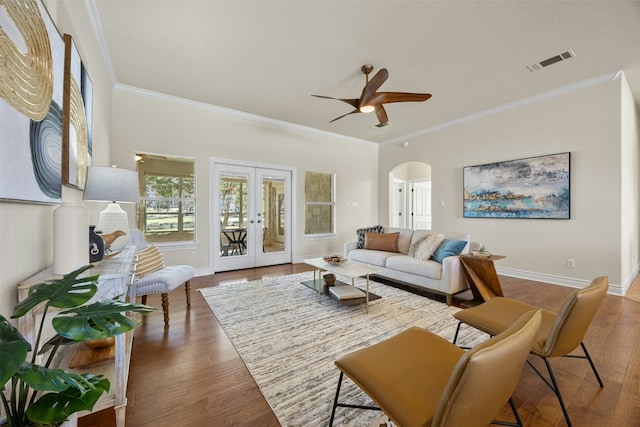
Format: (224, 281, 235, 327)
(136, 154, 195, 243)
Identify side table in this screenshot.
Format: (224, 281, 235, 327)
(459, 254, 506, 304)
(17, 246, 137, 427)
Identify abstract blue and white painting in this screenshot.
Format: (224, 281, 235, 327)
(463, 152, 570, 219)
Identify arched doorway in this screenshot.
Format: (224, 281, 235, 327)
(389, 161, 432, 230)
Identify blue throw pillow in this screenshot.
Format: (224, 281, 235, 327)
(431, 239, 467, 263)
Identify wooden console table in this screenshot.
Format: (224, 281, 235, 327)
(459, 254, 505, 304)
(17, 246, 137, 427)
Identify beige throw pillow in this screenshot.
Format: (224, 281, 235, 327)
(364, 231, 399, 253)
(135, 245, 165, 279)
(409, 233, 445, 260)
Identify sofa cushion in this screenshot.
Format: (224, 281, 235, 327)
(348, 248, 397, 268)
(432, 238, 468, 263)
(383, 227, 414, 254)
(356, 225, 384, 249)
(408, 233, 445, 260)
(386, 255, 443, 280)
(364, 232, 399, 252)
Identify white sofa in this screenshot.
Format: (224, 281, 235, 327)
(344, 227, 471, 305)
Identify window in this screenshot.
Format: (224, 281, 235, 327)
(304, 171, 335, 235)
(136, 153, 195, 243)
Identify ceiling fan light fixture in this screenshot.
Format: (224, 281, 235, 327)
(359, 105, 375, 113)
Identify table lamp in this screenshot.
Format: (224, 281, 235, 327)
(83, 166, 140, 250)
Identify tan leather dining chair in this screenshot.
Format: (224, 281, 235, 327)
(452, 276, 608, 427)
(329, 310, 542, 427)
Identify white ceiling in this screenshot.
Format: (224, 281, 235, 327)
(91, 0, 640, 144)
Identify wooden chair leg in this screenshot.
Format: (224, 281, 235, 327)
(161, 293, 169, 326)
(185, 280, 191, 306)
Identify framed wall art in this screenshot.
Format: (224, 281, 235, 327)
(0, 0, 64, 203)
(62, 33, 93, 190)
(463, 152, 570, 219)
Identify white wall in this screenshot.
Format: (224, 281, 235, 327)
(379, 75, 637, 294)
(110, 88, 379, 271)
(620, 74, 640, 292)
(0, 1, 113, 318)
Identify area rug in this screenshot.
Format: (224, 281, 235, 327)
(199, 272, 486, 426)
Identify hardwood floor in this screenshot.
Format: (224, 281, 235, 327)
(80, 265, 640, 427)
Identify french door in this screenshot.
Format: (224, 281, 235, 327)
(211, 160, 292, 272)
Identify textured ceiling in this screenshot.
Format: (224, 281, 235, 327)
(91, 0, 640, 143)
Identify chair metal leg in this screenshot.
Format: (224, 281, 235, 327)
(329, 371, 381, 426)
(452, 321, 463, 345)
(490, 397, 523, 426)
(562, 342, 603, 387)
(328, 372, 343, 427)
(452, 322, 474, 350)
(509, 397, 524, 427)
(527, 357, 572, 427)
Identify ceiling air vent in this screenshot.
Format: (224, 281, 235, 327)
(527, 49, 575, 72)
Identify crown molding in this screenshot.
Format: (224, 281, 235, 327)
(114, 84, 376, 146)
(84, 0, 117, 86)
(382, 70, 623, 146)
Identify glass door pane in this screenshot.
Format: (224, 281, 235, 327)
(261, 175, 286, 254)
(219, 173, 248, 258)
(212, 161, 291, 272)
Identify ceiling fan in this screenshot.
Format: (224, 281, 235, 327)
(312, 65, 432, 127)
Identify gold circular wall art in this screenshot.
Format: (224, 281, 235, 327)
(69, 77, 88, 188)
(0, 0, 53, 121)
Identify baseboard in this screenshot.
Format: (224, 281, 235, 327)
(496, 266, 630, 296)
(194, 267, 214, 277)
(193, 263, 635, 297)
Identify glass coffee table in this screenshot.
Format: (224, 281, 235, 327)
(303, 258, 380, 313)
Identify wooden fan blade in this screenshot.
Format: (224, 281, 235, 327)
(329, 109, 360, 123)
(359, 68, 389, 106)
(375, 105, 388, 126)
(312, 94, 360, 109)
(369, 92, 432, 105)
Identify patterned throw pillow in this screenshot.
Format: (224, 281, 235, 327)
(408, 233, 445, 260)
(135, 245, 165, 279)
(356, 225, 384, 249)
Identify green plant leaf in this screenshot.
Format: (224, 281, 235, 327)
(26, 374, 110, 424)
(39, 334, 77, 355)
(12, 265, 99, 318)
(16, 362, 100, 393)
(53, 299, 156, 341)
(0, 314, 31, 387)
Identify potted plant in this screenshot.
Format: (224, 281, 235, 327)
(0, 265, 155, 426)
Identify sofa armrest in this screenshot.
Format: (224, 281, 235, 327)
(344, 241, 358, 258)
(439, 255, 469, 294)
